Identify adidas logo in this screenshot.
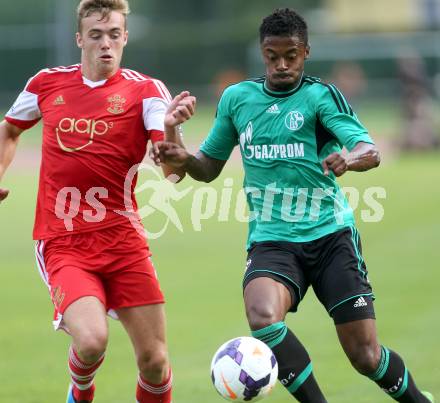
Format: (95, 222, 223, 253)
(266, 104, 280, 114)
(53, 95, 65, 105)
(353, 296, 368, 308)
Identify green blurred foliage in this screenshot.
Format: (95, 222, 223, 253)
(127, 0, 321, 85)
(0, 0, 53, 24)
(0, 0, 322, 106)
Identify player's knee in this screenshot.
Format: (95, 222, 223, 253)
(75, 329, 108, 363)
(137, 346, 169, 380)
(246, 302, 280, 331)
(347, 343, 381, 375)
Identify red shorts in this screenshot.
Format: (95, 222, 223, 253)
(35, 223, 165, 330)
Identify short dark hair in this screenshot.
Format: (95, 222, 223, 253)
(259, 8, 308, 44)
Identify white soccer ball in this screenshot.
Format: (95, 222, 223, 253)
(210, 336, 278, 402)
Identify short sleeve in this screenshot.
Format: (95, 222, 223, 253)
(142, 79, 171, 133)
(143, 97, 168, 132)
(317, 84, 374, 151)
(199, 87, 238, 160)
(5, 70, 45, 130)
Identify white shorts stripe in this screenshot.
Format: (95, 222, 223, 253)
(35, 240, 49, 287)
(38, 238, 44, 255)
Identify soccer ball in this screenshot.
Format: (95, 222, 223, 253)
(210, 336, 278, 402)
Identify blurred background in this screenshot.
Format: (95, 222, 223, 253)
(2, 0, 440, 148)
(0, 1, 439, 402)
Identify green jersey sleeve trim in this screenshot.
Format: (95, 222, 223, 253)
(320, 83, 352, 117)
(304, 77, 354, 116)
(313, 82, 374, 151)
(328, 84, 354, 116)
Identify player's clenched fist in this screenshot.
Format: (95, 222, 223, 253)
(149, 141, 190, 168)
(164, 91, 196, 127)
(322, 152, 348, 177)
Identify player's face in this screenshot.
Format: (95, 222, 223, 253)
(261, 35, 310, 91)
(76, 11, 128, 81)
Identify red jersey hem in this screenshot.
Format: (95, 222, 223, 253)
(33, 215, 141, 241)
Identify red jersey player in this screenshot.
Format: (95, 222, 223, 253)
(0, 1, 195, 402)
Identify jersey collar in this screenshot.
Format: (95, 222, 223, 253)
(77, 67, 122, 88)
(263, 73, 304, 98)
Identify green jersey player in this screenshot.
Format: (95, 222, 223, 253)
(155, 8, 434, 403)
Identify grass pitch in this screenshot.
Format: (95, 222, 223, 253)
(0, 112, 439, 402)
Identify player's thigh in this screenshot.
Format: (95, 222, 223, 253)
(116, 303, 168, 356)
(63, 295, 109, 350)
(310, 227, 374, 323)
(243, 241, 308, 318)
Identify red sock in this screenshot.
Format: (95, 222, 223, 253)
(68, 346, 105, 402)
(136, 369, 172, 403)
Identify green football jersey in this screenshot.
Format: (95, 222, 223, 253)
(200, 75, 374, 248)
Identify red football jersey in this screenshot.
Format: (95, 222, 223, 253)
(5, 65, 172, 240)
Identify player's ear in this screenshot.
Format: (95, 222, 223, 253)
(304, 45, 310, 60)
(76, 32, 83, 49)
(123, 31, 128, 46)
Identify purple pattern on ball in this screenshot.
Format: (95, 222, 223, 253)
(239, 370, 272, 400)
(214, 338, 274, 401)
(215, 338, 243, 365)
(235, 351, 243, 365)
(239, 369, 248, 384)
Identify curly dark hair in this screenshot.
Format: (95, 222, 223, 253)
(259, 8, 308, 44)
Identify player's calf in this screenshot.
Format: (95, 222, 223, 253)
(366, 346, 431, 403)
(335, 308, 430, 403)
(252, 322, 327, 403)
(343, 338, 382, 375)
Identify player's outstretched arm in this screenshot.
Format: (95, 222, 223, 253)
(150, 143, 227, 183)
(322, 142, 380, 177)
(0, 120, 23, 202)
(182, 150, 227, 182)
(161, 91, 196, 181)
